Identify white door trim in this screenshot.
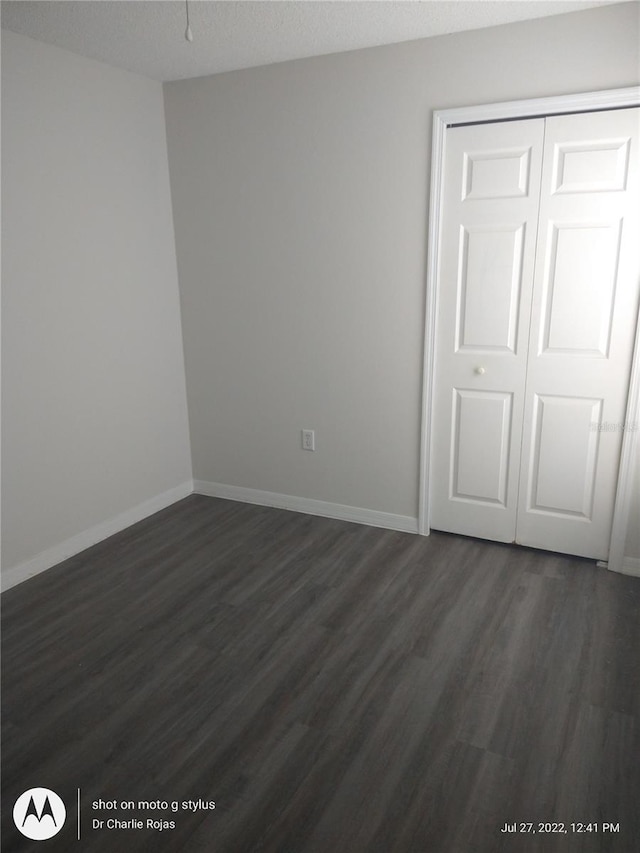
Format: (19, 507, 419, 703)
(607, 300, 640, 575)
(419, 87, 640, 574)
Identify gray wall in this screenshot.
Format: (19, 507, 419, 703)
(164, 3, 640, 539)
(2, 31, 192, 573)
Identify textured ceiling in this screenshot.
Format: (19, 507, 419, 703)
(1, 0, 622, 82)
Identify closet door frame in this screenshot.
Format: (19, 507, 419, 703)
(419, 86, 640, 576)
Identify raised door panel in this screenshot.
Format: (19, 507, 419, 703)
(463, 147, 532, 199)
(551, 138, 631, 194)
(526, 394, 602, 519)
(539, 220, 621, 357)
(456, 225, 525, 353)
(450, 389, 513, 507)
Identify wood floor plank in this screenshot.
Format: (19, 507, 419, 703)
(2, 495, 639, 852)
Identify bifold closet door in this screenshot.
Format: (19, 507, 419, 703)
(515, 107, 640, 560)
(429, 118, 545, 542)
(430, 107, 640, 559)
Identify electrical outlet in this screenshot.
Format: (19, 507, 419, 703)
(302, 429, 315, 451)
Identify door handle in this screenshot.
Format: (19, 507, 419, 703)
(474, 366, 486, 375)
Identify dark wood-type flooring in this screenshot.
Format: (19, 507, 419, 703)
(2, 495, 640, 852)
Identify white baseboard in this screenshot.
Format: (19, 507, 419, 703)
(1, 480, 194, 592)
(194, 480, 419, 534)
(619, 556, 640, 578)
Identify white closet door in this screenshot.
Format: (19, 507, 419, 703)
(516, 107, 640, 559)
(430, 119, 545, 541)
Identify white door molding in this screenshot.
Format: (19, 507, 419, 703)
(419, 87, 640, 575)
(607, 300, 640, 575)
